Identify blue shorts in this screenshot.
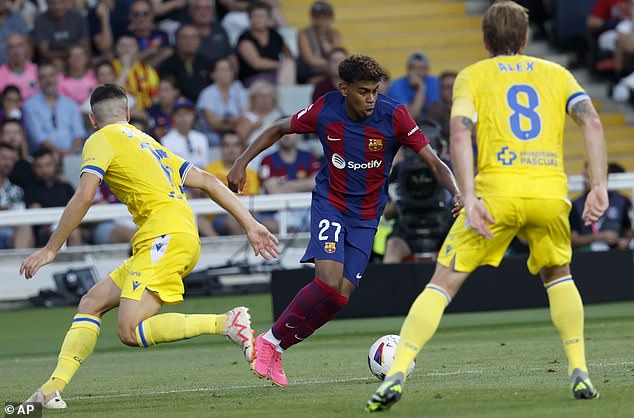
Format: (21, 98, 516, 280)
(300, 198, 379, 286)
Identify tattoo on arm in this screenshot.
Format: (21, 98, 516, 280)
(460, 117, 473, 131)
(570, 99, 597, 126)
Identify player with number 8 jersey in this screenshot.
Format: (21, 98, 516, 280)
(227, 54, 462, 387)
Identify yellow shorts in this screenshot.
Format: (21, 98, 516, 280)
(110, 233, 201, 304)
(437, 197, 572, 275)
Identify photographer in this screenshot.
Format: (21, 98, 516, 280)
(383, 129, 454, 263)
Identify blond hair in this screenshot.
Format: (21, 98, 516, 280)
(482, 1, 529, 56)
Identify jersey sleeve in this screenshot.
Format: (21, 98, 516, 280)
(80, 133, 114, 181)
(450, 69, 476, 120)
(393, 105, 429, 153)
(165, 146, 193, 184)
(290, 95, 324, 133)
(562, 69, 589, 114)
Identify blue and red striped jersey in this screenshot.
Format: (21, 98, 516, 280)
(290, 91, 430, 220)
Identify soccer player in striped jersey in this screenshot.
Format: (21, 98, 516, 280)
(19, 84, 280, 409)
(228, 54, 462, 386)
(367, 1, 607, 412)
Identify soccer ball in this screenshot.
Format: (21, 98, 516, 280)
(368, 334, 415, 381)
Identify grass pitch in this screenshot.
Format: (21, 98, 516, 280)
(1, 294, 633, 417)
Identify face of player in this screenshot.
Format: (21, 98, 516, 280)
(340, 80, 380, 120)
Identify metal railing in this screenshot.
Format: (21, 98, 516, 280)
(0, 173, 632, 236)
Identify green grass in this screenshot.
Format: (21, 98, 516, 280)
(1, 295, 633, 417)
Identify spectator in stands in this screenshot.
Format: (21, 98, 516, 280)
(196, 57, 247, 146)
(0, 33, 38, 100)
(311, 46, 347, 102)
(23, 62, 86, 155)
(113, 35, 159, 110)
(580, 0, 630, 70)
(200, 131, 261, 235)
(158, 24, 210, 102)
(259, 133, 319, 232)
(58, 45, 97, 107)
(147, 75, 178, 139)
(0, 0, 29, 64)
(1, 119, 33, 189)
(387, 51, 440, 122)
(219, 0, 286, 46)
(160, 97, 209, 167)
(24, 147, 82, 246)
(188, 0, 234, 65)
(235, 80, 282, 168)
(86, 0, 115, 60)
(33, 0, 90, 67)
(0, 85, 24, 124)
(425, 71, 457, 152)
(88, 182, 137, 244)
(297, 1, 342, 84)
(236, 0, 295, 87)
(571, 162, 633, 251)
(127, 0, 173, 68)
(0, 143, 32, 248)
(149, 0, 189, 29)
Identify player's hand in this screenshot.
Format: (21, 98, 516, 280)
(582, 186, 608, 226)
(246, 221, 281, 261)
(227, 162, 247, 194)
(464, 195, 495, 239)
(19, 247, 56, 280)
(450, 195, 463, 217)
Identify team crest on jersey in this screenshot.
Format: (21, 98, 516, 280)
(368, 138, 383, 152)
(324, 242, 336, 254)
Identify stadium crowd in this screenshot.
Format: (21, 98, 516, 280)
(0, 0, 631, 251)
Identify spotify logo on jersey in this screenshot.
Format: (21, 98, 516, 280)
(331, 153, 346, 169)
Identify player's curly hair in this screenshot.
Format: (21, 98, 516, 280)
(338, 54, 387, 84)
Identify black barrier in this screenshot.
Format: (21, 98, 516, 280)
(271, 250, 634, 319)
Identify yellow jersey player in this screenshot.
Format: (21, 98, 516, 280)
(367, 1, 608, 412)
(20, 84, 280, 409)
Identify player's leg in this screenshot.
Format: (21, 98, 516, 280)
(27, 277, 122, 408)
(524, 198, 598, 399)
(118, 234, 255, 362)
(541, 265, 599, 399)
(368, 198, 517, 412)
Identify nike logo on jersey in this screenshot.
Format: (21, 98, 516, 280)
(327, 135, 343, 141)
(356, 273, 362, 279)
(132, 281, 141, 291)
(285, 323, 297, 329)
(294, 334, 305, 341)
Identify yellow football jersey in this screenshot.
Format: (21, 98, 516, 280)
(451, 55, 588, 199)
(81, 122, 197, 246)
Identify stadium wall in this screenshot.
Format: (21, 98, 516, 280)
(271, 250, 634, 319)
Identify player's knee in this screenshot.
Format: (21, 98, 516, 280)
(117, 324, 140, 347)
(78, 293, 105, 317)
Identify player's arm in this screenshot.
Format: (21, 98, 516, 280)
(228, 117, 293, 193)
(417, 146, 462, 216)
(184, 165, 280, 260)
(569, 98, 609, 225)
(20, 173, 100, 279)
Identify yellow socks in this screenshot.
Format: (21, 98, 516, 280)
(41, 314, 101, 396)
(546, 276, 587, 376)
(135, 313, 226, 347)
(389, 284, 451, 378)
